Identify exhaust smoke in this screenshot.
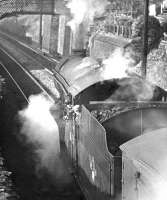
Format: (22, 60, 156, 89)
(18, 93, 60, 174)
(107, 77, 155, 101)
(100, 46, 156, 101)
(66, 0, 108, 32)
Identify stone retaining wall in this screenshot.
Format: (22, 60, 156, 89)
(90, 34, 130, 59)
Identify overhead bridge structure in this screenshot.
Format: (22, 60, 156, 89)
(0, 0, 71, 56)
(0, 0, 66, 19)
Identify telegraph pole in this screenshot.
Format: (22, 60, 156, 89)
(15, 0, 18, 23)
(141, 0, 149, 78)
(39, 0, 43, 50)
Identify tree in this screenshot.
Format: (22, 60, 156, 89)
(123, 16, 163, 66)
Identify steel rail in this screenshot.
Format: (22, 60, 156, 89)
(0, 31, 69, 96)
(0, 30, 59, 66)
(0, 45, 54, 103)
(0, 42, 69, 96)
(0, 61, 29, 103)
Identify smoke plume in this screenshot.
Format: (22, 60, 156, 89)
(18, 93, 60, 173)
(66, 0, 109, 32)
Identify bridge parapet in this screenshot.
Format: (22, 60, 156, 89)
(0, 0, 66, 19)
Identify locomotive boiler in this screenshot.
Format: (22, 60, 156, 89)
(52, 52, 167, 200)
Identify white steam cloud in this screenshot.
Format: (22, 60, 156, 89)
(100, 48, 156, 101)
(66, 0, 109, 31)
(101, 48, 133, 79)
(18, 94, 60, 173)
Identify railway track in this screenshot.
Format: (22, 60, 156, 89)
(0, 31, 59, 70)
(0, 31, 69, 97)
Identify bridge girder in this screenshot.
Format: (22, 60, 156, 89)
(0, 0, 68, 19)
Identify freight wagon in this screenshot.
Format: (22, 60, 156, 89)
(52, 53, 167, 200)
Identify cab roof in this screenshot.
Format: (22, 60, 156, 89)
(59, 56, 104, 96)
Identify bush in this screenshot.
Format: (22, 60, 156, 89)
(131, 16, 163, 52)
(123, 16, 164, 66)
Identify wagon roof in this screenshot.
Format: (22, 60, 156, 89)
(120, 127, 167, 179)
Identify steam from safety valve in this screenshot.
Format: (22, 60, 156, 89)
(101, 48, 134, 80)
(18, 93, 60, 174)
(100, 47, 156, 101)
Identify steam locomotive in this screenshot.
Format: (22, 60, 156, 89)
(52, 52, 167, 200)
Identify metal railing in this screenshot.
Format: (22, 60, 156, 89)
(105, 24, 132, 38)
(0, 0, 55, 18)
